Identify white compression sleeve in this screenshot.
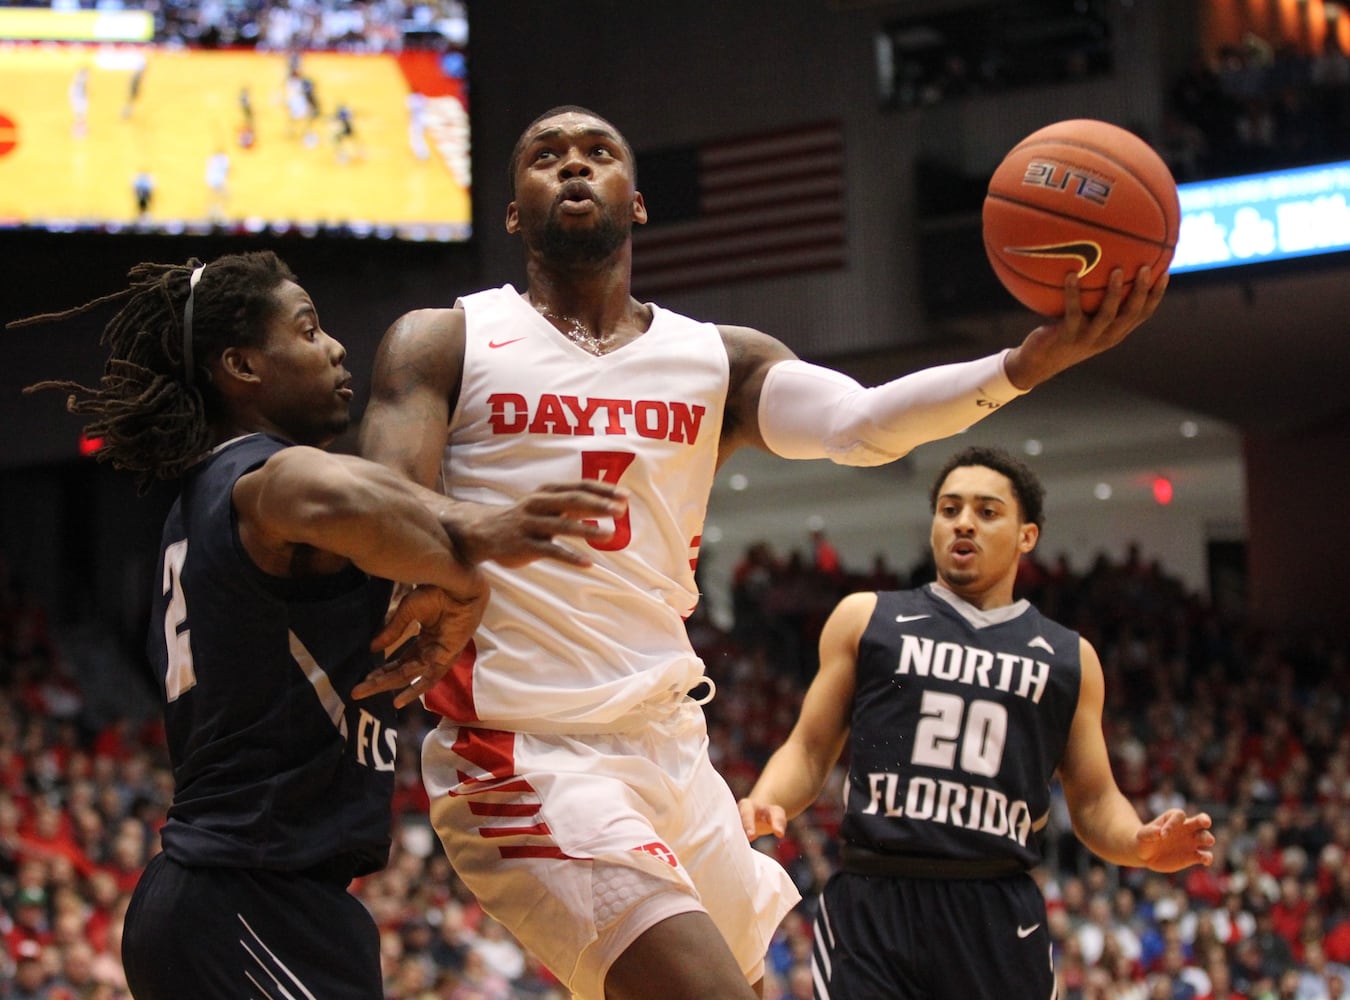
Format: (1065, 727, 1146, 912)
(756, 350, 1026, 467)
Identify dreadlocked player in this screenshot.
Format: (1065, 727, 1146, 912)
(16, 250, 626, 999)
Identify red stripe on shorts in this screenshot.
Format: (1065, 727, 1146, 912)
(467, 801, 540, 817)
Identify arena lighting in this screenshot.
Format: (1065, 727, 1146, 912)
(1171, 159, 1350, 273)
(1151, 475, 1174, 506)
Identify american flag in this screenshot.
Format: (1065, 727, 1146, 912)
(631, 121, 846, 297)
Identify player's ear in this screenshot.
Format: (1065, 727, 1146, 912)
(1019, 522, 1039, 554)
(632, 191, 647, 225)
(505, 201, 520, 234)
(218, 346, 260, 386)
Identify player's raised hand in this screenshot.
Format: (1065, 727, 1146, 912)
(1004, 264, 1168, 390)
(454, 481, 630, 568)
(353, 580, 487, 708)
(1135, 808, 1215, 873)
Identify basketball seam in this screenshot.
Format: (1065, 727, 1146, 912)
(983, 191, 1176, 251)
(1001, 136, 1178, 244)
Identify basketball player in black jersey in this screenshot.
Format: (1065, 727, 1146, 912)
(739, 445, 1215, 1000)
(15, 250, 625, 999)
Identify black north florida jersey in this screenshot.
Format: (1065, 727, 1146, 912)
(839, 585, 1081, 870)
(147, 434, 398, 877)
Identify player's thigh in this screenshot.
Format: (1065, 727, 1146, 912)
(425, 724, 707, 997)
(122, 853, 382, 1000)
(670, 748, 800, 980)
(604, 910, 760, 1000)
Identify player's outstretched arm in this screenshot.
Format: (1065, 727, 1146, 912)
(234, 446, 484, 595)
(1058, 636, 1215, 871)
(722, 264, 1166, 471)
(359, 308, 628, 567)
(1003, 264, 1168, 390)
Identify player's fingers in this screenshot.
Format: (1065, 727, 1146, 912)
(737, 800, 757, 838)
(528, 482, 629, 507)
(392, 673, 435, 709)
(525, 496, 628, 524)
(352, 660, 415, 698)
(522, 538, 596, 567)
(1091, 267, 1128, 326)
(371, 609, 418, 653)
(1061, 270, 1084, 326)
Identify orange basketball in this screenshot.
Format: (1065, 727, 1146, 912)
(982, 119, 1179, 316)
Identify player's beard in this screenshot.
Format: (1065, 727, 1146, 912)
(538, 207, 629, 268)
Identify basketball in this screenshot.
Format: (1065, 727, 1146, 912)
(982, 119, 1180, 316)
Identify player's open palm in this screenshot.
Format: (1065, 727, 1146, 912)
(354, 580, 488, 708)
(1135, 808, 1216, 872)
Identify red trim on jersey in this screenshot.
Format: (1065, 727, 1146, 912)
(423, 640, 479, 721)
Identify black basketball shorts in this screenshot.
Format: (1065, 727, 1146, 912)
(811, 869, 1055, 1000)
(122, 852, 383, 999)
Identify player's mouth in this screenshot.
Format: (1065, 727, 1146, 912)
(336, 376, 354, 401)
(557, 181, 596, 212)
(950, 540, 977, 560)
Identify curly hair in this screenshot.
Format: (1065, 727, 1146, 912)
(13, 250, 295, 490)
(929, 445, 1046, 529)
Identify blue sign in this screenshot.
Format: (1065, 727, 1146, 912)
(1172, 160, 1350, 274)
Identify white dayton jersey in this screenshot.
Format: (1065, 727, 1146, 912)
(424, 285, 727, 731)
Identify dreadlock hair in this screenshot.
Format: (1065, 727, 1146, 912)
(13, 250, 296, 491)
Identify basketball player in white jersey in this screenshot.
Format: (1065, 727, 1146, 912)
(357, 106, 1169, 1000)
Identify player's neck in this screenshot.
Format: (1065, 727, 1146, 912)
(524, 268, 645, 344)
(931, 576, 1015, 612)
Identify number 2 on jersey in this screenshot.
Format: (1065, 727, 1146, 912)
(580, 451, 634, 551)
(161, 539, 198, 701)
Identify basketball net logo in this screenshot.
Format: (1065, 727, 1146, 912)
(1002, 240, 1103, 278)
(633, 841, 679, 867)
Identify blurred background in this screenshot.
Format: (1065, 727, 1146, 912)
(1, 2, 1348, 998)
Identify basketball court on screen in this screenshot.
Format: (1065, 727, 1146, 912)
(0, 45, 470, 235)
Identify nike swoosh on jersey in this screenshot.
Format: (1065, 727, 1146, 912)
(488, 337, 526, 349)
(1003, 240, 1103, 277)
(1028, 635, 1055, 654)
(895, 614, 931, 623)
(1017, 923, 1041, 938)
